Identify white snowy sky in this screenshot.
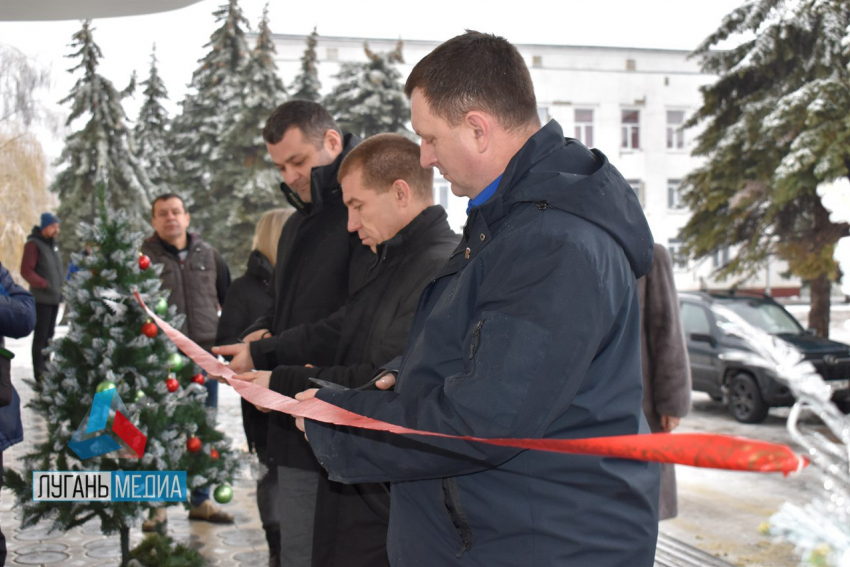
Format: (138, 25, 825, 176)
(2, 0, 848, 285)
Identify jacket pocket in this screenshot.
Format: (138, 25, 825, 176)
(442, 477, 473, 557)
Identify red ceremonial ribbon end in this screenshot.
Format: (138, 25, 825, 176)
(134, 291, 808, 476)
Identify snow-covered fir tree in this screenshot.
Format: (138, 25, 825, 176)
(170, 0, 251, 237)
(4, 203, 239, 567)
(324, 40, 410, 138)
(679, 0, 850, 337)
(210, 4, 289, 269)
(289, 27, 321, 102)
(134, 45, 176, 193)
(51, 21, 154, 258)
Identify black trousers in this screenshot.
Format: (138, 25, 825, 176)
(32, 303, 59, 382)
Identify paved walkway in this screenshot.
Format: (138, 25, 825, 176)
(2, 327, 269, 566)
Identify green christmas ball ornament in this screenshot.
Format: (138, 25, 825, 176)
(95, 380, 116, 393)
(167, 353, 184, 371)
(213, 485, 233, 504)
(154, 298, 168, 316)
(134, 390, 146, 402)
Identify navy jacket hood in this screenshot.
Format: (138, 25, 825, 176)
(476, 120, 654, 278)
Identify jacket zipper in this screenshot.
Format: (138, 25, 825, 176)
(442, 478, 473, 557)
(469, 320, 484, 359)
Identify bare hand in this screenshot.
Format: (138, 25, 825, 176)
(376, 372, 397, 390)
(232, 371, 272, 411)
(233, 370, 271, 389)
(242, 328, 270, 343)
(212, 343, 255, 374)
(660, 415, 680, 433)
(294, 388, 319, 436)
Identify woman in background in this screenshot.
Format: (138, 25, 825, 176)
(216, 208, 292, 567)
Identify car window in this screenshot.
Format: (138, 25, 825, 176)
(681, 302, 711, 336)
(718, 300, 802, 334)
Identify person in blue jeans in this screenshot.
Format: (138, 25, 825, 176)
(0, 259, 37, 565)
(141, 194, 232, 529)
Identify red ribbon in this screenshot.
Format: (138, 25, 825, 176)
(134, 291, 808, 475)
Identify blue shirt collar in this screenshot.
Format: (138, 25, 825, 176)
(466, 174, 503, 214)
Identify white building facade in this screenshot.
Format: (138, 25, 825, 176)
(269, 34, 800, 295)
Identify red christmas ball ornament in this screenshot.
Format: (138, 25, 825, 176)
(166, 377, 179, 393)
(139, 254, 151, 270)
(191, 373, 205, 385)
(210, 448, 220, 460)
(187, 436, 202, 453)
(141, 321, 158, 338)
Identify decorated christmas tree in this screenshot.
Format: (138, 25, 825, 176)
(289, 27, 322, 102)
(324, 40, 410, 138)
(4, 202, 239, 567)
(51, 21, 155, 259)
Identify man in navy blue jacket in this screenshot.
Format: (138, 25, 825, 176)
(295, 31, 660, 566)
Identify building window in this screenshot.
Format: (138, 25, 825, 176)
(537, 107, 549, 125)
(532, 55, 543, 68)
(667, 179, 685, 209)
(626, 179, 644, 207)
(621, 110, 640, 150)
(626, 59, 637, 71)
(667, 110, 685, 149)
(326, 48, 339, 61)
(574, 109, 594, 147)
(667, 238, 689, 270)
(712, 247, 730, 268)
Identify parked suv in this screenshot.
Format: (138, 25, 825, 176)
(679, 291, 850, 423)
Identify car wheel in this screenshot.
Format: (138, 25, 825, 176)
(728, 373, 769, 423)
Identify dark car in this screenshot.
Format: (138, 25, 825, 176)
(679, 291, 850, 423)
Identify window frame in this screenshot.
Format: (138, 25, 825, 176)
(666, 109, 686, 151)
(621, 109, 641, 151)
(573, 108, 594, 148)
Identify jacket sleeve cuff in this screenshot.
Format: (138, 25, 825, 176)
(379, 355, 403, 375)
(270, 365, 321, 398)
(250, 338, 277, 370)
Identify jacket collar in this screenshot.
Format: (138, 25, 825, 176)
(279, 133, 363, 216)
(441, 119, 654, 279)
(150, 233, 196, 258)
(373, 205, 448, 264)
(28, 226, 54, 246)
(246, 249, 273, 282)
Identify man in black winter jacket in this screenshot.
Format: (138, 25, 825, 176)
(224, 133, 458, 567)
(294, 32, 661, 567)
(213, 101, 370, 567)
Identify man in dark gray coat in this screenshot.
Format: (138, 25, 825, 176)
(637, 243, 692, 520)
(20, 212, 63, 383)
(295, 32, 660, 566)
